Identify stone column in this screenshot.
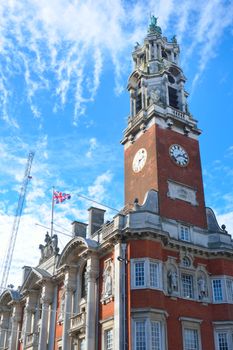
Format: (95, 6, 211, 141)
(38, 283, 53, 350)
(22, 292, 38, 348)
(62, 268, 76, 350)
(179, 81, 186, 112)
(114, 243, 122, 350)
(86, 254, 99, 350)
(9, 304, 22, 350)
(141, 80, 145, 111)
(0, 310, 10, 349)
(149, 42, 152, 60)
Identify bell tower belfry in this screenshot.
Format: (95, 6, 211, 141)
(122, 16, 207, 228)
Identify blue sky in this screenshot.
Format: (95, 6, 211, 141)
(0, 0, 233, 288)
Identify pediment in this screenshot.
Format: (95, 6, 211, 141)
(20, 267, 52, 292)
(57, 236, 98, 268)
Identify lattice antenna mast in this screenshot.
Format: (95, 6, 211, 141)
(0, 151, 35, 292)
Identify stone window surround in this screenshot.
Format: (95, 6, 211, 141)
(213, 321, 233, 350)
(180, 317, 202, 350)
(131, 309, 167, 350)
(211, 276, 233, 304)
(131, 258, 163, 290)
(100, 317, 114, 350)
(131, 256, 212, 303)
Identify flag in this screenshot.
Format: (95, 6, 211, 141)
(53, 191, 71, 204)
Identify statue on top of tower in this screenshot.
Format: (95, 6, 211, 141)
(148, 15, 162, 35)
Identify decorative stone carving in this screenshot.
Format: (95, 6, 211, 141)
(197, 274, 208, 300)
(167, 181, 198, 206)
(39, 232, 59, 263)
(58, 288, 65, 324)
(101, 259, 114, 303)
(167, 268, 178, 294)
(149, 88, 161, 103)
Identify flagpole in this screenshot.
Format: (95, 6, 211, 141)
(51, 186, 55, 237)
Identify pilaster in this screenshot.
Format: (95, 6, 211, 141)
(86, 254, 99, 350)
(0, 310, 10, 349)
(38, 283, 53, 350)
(9, 303, 22, 350)
(114, 243, 123, 350)
(61, 267, 76, 350)
(22, 291, 38, 348)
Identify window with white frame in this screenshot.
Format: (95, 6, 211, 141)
(135, 261, 145, 287)
(181, 318, 201, 350)
(105, 328, 113, 350)
(132, 259, 162, 290)
(133, 317, 165, 350)
(215, 328, 233, 350)
(226, 279, 233, 302)
(181, 274, 194, 299)
(180, 225, 190, 242)
(212, 279, 223, 302)
(150, 262, 159, 288)
(184, 328, 199, 350)
(101, 319, 114, 350)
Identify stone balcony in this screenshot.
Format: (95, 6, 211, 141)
(69, 312, 86, 335)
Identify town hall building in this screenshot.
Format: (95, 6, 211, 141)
(0, 16, 233, 350)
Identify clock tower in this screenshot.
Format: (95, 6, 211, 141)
(122, 16, 207, 228)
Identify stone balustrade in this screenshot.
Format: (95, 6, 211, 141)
(70, 312, 86, 333)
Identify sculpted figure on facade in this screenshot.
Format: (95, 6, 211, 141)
(167, 268, 178, 293)
(198, 275, 207, 299)
(39, 232, 59, 263)
(102, 260, 113, 300)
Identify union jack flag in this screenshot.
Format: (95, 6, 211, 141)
(53, 191, 71, 204)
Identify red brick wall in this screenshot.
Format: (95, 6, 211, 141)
(54, 284, 64, 350)
(156, 127, 207, 228)
(127, 239, 233, 350)
(98, 252, 114, 350)
(124, 123, 207, 228)
(124, 124, 158, 206)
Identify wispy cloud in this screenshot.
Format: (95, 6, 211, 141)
(1, 1, 233, 127)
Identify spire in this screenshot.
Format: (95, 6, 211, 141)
(148, 15, 162, 35)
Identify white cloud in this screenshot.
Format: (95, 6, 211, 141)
(216, 211, 233, 237)
(1, 1, 232, 126)
(88, 171, 113, 202)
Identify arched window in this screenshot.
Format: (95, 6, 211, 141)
(81, 264, 87, 299)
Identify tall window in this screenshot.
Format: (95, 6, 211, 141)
(81, 263, 88, 298)
(212, 279, 223, 302)
(132, 259, 162, 290)
(181, 274, 194, 298)
(217, 332, 229, 350)
(151, 321, 161, 350)
(180, 226, 190, 241)
(184, 329, 199, 350)
(135, 321, 146, 350)
(168, 86, 178, 109)
(134, 319, 164, 350)
(135, 262, 145, 287)
(226, 279, 233, 302)
(105, 329, 113, 350)
(150, 262, 159, 288)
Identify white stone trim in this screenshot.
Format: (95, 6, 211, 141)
(131, 258, 163, 290)
(167, 180, 198, 206)
(180, 318, 202, 350)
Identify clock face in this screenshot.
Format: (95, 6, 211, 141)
(169, 144, 189, 167)
(132, 148, 147, 173)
